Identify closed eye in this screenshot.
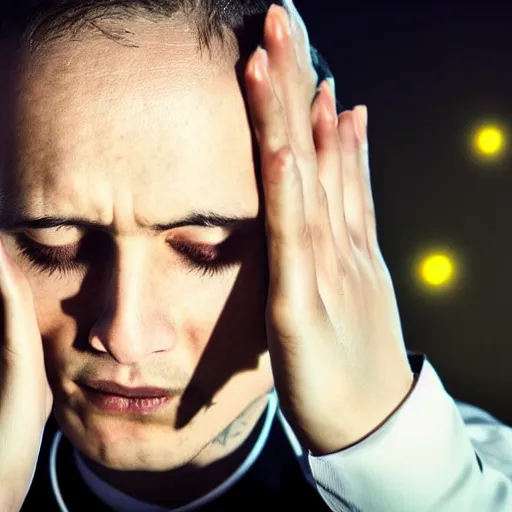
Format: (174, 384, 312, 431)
(12, 232, 242, 279)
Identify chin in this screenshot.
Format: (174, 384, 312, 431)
(53, 404, 207, 471)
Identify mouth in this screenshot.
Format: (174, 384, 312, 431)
(79, 381, 176, 414)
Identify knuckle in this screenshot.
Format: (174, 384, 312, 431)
(348, 226, 367, 252)
(305, 291, 327, 323)
(273, 145, 296, 170)
(270, 288, 324, 334)
(267, 145, 299, 183)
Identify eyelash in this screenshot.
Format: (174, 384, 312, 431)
(13, 234, 235, 279)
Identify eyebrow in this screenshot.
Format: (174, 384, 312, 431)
(0, 210, 256, 233)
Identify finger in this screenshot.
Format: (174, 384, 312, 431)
(312, 80, 351, 256)
(263, 5, 318, 220)
(244, 47, 318, 327)
(246, 47, 289, 155)
(310, 81, 354, 320)
(353, 106, 380, 258)
(283, 0, 314, 65)
(0, 238, 50, 485)
(264, 5, 317, 156)
(337, 109, 368, 252)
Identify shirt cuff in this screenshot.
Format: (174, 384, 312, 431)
(307, 352, 482, 511)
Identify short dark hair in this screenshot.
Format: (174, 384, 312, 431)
(1, 0, 339, 107)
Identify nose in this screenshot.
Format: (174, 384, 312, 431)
(88, 240, 175, 364)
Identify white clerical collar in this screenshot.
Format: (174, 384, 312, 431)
(50, 390, 285, 512)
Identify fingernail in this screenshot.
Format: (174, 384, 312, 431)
(354, 105, 368, 143)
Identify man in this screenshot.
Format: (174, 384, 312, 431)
(0, 1, 510, 510)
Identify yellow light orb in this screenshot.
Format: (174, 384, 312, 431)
(420, 253, 454, 287)
(474, 125, 505, 156)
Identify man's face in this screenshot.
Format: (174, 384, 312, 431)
(0, 19, 274, 471)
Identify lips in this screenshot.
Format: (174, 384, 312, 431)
(79, 380, 176, 414)
(83, 380, 172, 398)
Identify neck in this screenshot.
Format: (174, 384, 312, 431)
(81, 394, 271, 509)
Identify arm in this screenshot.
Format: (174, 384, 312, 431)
(308, 352, 512, 512)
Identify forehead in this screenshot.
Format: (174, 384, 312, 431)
(2, 19, 259, 223)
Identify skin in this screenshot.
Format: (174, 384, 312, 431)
(0, 1, 415, 508)
(0, 16, 287, 508)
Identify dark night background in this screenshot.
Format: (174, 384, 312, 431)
(1, 1, 510, 428)
(298, 1, 512, 425)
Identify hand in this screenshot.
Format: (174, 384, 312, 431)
(0, 238, 52, 509)
(244, 1, 414, 456)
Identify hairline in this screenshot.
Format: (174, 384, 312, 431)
(19, 4, 244, 63)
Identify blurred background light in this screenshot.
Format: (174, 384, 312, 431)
(413, 248, 461, 293)
(472, 124, 506, 159)
(421, 253, 454, 286)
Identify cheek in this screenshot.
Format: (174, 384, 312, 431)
(20, 276, 87, 381)
(185, 319, 215, 361)
(37, 319, 80, 394)
(184, 313, 274, 410)
(30, 279, 82, 346)
(181, 267, 270, 393)
(183, 248, 268, 340)
(187, 268, 268, 352)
